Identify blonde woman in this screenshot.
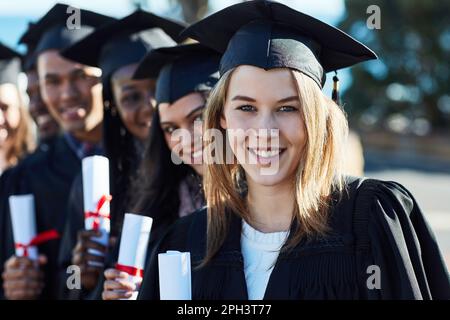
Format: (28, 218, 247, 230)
(0, 46, 34, 174)
(138, 1, 450, 300)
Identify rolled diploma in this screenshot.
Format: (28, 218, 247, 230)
(82, 155, 110, 265)
(116, 213, 153, 300)
(158, 251, 192, 300)
(9, 194, 38, 260)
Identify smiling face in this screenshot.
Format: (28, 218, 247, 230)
(37, 50, 103, 135)
(159, 92, 206, 175)
(0, 83, 21, 147)
(111, 63, 156, 141)
(220, 65, 306, 187)
(26, 70, 59, 139)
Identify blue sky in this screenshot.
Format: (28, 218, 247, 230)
(0, 0, 347, 94)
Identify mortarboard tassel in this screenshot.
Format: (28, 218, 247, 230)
(332, 71, 340, 105)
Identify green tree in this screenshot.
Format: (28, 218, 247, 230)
(339, 0, 450, 132)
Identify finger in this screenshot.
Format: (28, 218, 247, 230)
(102, 289, 133, 300)
(24, 268, 43, 280)
(74, 252, 104, 266)
(5, 255, 33, 269)
(2, 269, 29, 281)
(83, 253, 106, 263)
(3, 279, 43, 291)
(16, 257, 35, 268)
(78, 229, 102, 241)
(104, 279, 136, 292)
(4, 256, 20, 269)
(84, 240, 107, 252)
(104, 268, 128, 280)
(8, 288, 41, 300)
(38, 255, 48, 266)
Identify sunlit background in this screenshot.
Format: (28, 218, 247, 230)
(1, 0, 449, 268)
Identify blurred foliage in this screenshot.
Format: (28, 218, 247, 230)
(339, 0, 450, 132)
(132, 0, 209, 23)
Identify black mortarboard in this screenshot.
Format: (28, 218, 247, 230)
(19, 22, 38, 71)
(61, 9, 186, 81)
(133, 43, 220, 104)
(180, 0, 377, 89)
(0, 42, 22, 85)
(18, 3, 114, 69)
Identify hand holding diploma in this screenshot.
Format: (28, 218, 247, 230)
(103, 213, 152, 300)
(2, 255, 46, 300)
(71, 229, 108, 290)
(82, 156, 111, 263)
(3, 194, 58, 299)
(71, 156, 111, 290)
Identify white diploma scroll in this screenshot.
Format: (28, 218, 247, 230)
(8, 194, 38, 260)
(116, 213, 153, 300)
(82, 155, 110, 265)
(158, 251, 192, 300)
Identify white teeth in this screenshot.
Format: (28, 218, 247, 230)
(252, 149, 281, 158)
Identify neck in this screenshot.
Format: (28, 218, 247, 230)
(246, 176, 296, 233)
(0, 148, 7, 172)
(72, 123, 102, 144)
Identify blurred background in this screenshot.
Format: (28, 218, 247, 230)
(1, 0, 449, 268)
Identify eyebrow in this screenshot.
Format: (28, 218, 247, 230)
(186, 105, 205, 118)
(43, 68, 86, 80)
(44, 73, 59, 80)
(160, 105, 205, 127)
(231, 95, 300, 103)
(231, 95, 256, 102)
(72, 68, 94, 78)
(277, 95, 300, 103)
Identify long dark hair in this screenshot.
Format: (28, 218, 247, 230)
(102, 77, 141, 237)
(130, 106, 197, 228)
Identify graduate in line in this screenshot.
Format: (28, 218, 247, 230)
(0, 42, 35, 299)
(0, 42, 34, 174)
(1, 4, 114, 300)
(21, 23, 60, 145)
(102, 43, 220, 300)
(138, 1, 450, 300)
(56, 9, 185, 299)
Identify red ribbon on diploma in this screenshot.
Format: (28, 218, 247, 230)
(84, 195, 112, 230)
(15, 229, 60, 257)
(115, 263, 144, 278)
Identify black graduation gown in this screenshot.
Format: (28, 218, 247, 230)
(138, 176, 450, 300)
(0, 138, 58, 299)
(0, 136, 80, 299)
(0, 167, 20, 300)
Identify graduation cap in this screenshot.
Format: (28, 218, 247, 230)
(0, 42, 22, 85)
(180, 0, 377, 103)
(20, 22, 40, 71)
(133, 43, 220, 104)
(61, 9, 186, 81)
(18, 3, 115, 69)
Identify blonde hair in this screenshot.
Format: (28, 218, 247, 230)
(2, 88, 35, 169)
(202, 68, 349, 265)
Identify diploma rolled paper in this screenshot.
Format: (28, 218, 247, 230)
(82, 155, 111, 265)
(116, 213, 153, 300)
(9, 195, 38, 260)
(158, 251, 192, 300)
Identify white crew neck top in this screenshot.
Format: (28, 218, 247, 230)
(240, 220, 290, 300)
